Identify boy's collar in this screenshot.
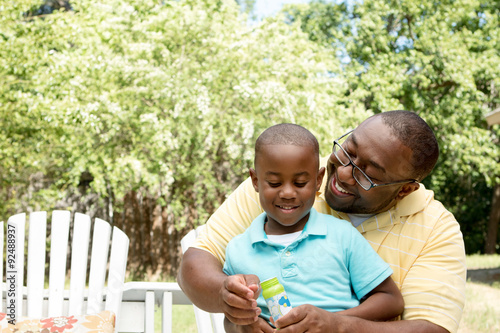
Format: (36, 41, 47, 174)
(249, 208, 326, 245)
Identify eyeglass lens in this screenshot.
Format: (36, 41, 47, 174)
(333, 143, 372, 190)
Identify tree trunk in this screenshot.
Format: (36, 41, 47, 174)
(485, 184, 500, 254)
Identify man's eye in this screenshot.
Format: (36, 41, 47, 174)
(344, 149, 356, 159)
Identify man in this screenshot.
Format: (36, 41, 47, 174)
(178, 111, 466, 333)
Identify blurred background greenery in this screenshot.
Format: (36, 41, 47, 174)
(0, 0, 499, 280)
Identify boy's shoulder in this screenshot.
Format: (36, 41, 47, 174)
(226, 212, 267, 248)
(312, 208, 352, 228)
(306, 208, 356, 240)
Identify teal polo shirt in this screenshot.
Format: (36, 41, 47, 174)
(223, 208, 393, 320)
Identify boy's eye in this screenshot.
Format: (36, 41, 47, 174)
(268, 182, 281, 187)
(295, 182, 308, 187)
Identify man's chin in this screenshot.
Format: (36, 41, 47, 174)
(330, 204, 357, 214)
(326, 195, 374, 215)
(325, 195, 355, 214)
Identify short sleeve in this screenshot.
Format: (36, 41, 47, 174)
(400, 210, 466, 333)
(347, 228, 393, 299)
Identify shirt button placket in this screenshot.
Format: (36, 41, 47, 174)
(281, 248, 297, 277)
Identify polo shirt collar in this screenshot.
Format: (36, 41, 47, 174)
(317, 168, 428, 233)
(356, 184, 427, 233)
(248, 208, 327, 245)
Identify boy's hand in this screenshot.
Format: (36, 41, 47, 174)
(221, 274, 262, 325)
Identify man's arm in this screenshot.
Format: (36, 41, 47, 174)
(274, 307, 448, 333)
(177, 247, 262, 324)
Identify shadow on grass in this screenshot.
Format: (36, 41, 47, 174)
(467, 267, 500, 286)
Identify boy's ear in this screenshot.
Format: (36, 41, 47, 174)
(249, 168, 259, 192)
(316, 167, 326, 191)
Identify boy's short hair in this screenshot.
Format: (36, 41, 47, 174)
(255, 123, 319, 165)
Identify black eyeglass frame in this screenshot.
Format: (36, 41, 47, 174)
(332, 130, 418, 191)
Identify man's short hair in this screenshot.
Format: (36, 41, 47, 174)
(255, 123, 319, 164)
(377, 110, 439, 181)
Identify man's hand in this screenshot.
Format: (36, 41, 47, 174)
(224, 316, 275, 333)
(273, 304, 450, 333)
(273, 304, 337, 333)
(221, 274, 262, 325)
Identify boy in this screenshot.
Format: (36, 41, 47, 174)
(223, 123, 403, 331)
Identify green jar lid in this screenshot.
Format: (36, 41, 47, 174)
(261, 277, 279, 289)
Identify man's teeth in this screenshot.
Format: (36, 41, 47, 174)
(335, 181, 350, 194)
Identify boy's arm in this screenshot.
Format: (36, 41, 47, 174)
(337, 276, 404, 321)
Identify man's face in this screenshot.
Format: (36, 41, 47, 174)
(325, 117, 415, 214)
(250, 144, 325, 235)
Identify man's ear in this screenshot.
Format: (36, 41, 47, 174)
(249, 168, 259, 192)
(396, 182, 420, 200)
(317, 167, 326, 191)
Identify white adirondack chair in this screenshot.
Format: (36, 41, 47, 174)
(180, 225, 225, 333)
(119, 281, 193, 333)
(0, 211, 128, 331)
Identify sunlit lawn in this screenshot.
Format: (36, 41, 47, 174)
(161, 255, 500, 333)
(170, 305, 198, 333)
(152, 304, 197, 332)
(459, 254, 500, 333)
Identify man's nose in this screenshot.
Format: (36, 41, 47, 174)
(336, 163, 357, 186)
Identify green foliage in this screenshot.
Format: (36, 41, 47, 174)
(1, 0, 498, 254)
(283, 0, 500, 253)
(0, 0, 346, 228)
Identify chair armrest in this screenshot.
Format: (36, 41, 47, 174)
(122, 281, 192, 305)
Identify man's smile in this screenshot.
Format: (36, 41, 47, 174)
(330, 175, 354, 196)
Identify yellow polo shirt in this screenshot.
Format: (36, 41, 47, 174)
(193, 160, 466, 333)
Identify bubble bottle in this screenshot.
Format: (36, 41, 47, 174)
(261, 277, 292, 323)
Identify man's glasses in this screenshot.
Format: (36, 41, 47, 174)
(332, 130, 417, 191)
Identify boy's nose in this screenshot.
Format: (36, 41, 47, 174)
(279, 184, 296, 199)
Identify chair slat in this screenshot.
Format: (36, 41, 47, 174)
(105, 226, 129, 318)
(145, 291, 155, 333)
(48, 210, 71, 317)
(6, 212, 26, 320)
(194, 304, 215, 333)
(68, 213, 91, 315)
(87, 218, 111, 314)
(211, 313, 225, 333)
(117, 302, 147, 332)
(162, 291, 173, 333)
(27, 211, 48, 318)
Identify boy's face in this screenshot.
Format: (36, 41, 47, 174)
(249, 144, 325, 235)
